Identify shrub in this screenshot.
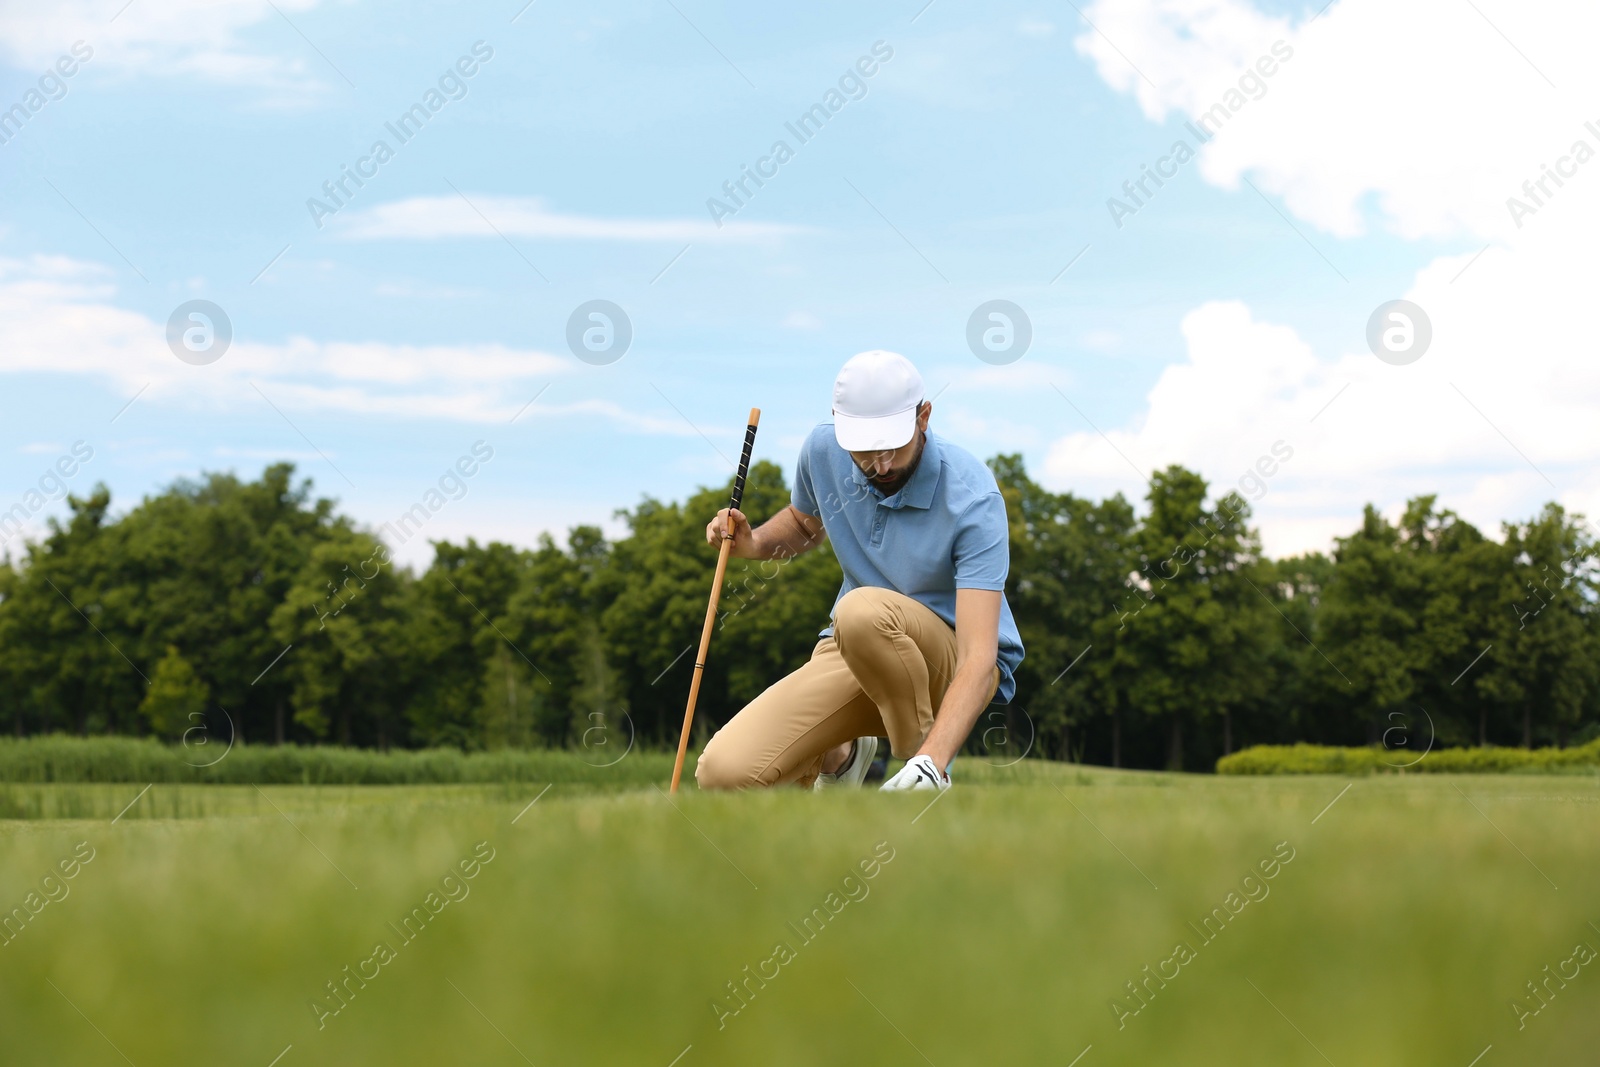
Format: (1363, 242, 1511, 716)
(1216, 738, 1600, 775)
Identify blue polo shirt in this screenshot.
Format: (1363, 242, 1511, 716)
(791, 423, 1024, 703)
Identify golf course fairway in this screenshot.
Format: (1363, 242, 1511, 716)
(2, 759, 1596, 1065)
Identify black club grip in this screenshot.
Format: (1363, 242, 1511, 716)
(728, 408, 761, 516)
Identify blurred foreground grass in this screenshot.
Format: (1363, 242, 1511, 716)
(2, 757, 1598, 1065)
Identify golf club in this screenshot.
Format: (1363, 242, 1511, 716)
(669, 407, 761, 793)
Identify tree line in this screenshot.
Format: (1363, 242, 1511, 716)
(1, 457, 1595, 771)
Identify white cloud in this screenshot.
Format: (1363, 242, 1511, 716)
(1072, 0, 1292, 125)
(1080, 328, 1122, 352)
(780, 310, 823, 330)
(1075, 0, 1599, 242)
(1055, 0, 1600, 553)
(1043, 294, 1600, 558)
(0, 0, 336, 99)
(0, 252, 697, 434)
(333, 195, 807, 243)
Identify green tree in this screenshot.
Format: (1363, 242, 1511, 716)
(3, 487, 147, 735)
(1319, 505, 1424, 738)
(568, 619, 628, 751)
(406, 538, 539, 748)
(138, 646, 210, 738)
(268, 529, 411, 746)
(1111, 466, 1272, 769)
(1475, 505, 1600, 746)
(1, 467, 346, 744)
(497, 528, 607, 746)
(990, 454, 1137, 763)
(1245, 551, 1340, 746)
(2, 450, 1593, 770)
(478, 643, 540, 749)
(1321, 497, 1503, 749)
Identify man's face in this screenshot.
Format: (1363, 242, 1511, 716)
(848, 403, 930, 496)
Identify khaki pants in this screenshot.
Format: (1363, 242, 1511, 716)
(695, 586, 999, 789)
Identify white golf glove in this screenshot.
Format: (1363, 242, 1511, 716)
(880, 754, 950, 791)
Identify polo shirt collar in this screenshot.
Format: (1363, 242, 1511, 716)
(850, 431, 942, 510)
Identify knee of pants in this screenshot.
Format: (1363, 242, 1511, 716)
(833, 586, 896, 649)
(694, 733, 763, 791)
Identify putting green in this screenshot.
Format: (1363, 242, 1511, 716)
(2, 761, 1597, 1065)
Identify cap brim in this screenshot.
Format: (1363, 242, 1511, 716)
(834, 407, 917, 452)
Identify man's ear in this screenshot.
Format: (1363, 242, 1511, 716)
(918, 401, 932, 429)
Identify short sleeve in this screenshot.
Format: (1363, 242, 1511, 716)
(791, 430, 821, 517)
(952, 492, 1010, 590)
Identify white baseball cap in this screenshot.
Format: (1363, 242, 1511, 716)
(832, 350, 924, 452)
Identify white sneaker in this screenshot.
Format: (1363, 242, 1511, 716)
(880, 753, 950, 791)
(813, 737, 878, 790)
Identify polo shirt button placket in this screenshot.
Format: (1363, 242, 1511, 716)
(872, 506, 885, 546)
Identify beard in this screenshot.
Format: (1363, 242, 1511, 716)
(864, 433, 925, 497)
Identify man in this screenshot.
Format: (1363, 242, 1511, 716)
(695, 350, 1025, 792)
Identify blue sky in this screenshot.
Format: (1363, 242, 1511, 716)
(3, 0, 1594, 566)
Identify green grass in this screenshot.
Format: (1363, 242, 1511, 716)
(3, 757, 1598, 1065)
(0, 734, 675, 785)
